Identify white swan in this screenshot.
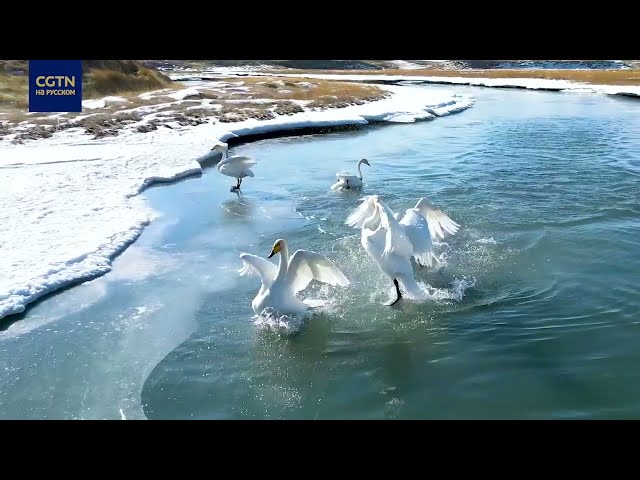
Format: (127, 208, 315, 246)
(331, 158, 370, 191)
(239, 238, 350, 316)
(210, 144, 257, 192)
(346, 195, 459, 305)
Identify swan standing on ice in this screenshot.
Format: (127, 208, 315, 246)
(346, 195, 459, 306)
(239, 238, 350, 316)
(210, 144, 257, 192)
(331, 158, 371, 191)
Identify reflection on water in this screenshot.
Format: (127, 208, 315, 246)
(219, 192, 254, 220)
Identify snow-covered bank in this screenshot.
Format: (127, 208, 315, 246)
(280, 73, 640, 98)
(0, 85, 473, 321)
(184, 70, 640, 99)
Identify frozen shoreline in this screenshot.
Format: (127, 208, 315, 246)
(172, 70, 640, 98)
(0, 84, 474, 321)
(287, 73, 640, 98)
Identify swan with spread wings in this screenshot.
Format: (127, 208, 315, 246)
(346, 195, 459, 305)
(239, 239, 350, 315)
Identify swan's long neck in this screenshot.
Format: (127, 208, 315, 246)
(276, 242, 289, 281)
(357, 159, 365, 179)
(215, 146, 228, 170)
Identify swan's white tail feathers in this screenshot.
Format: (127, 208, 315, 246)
(331, 180, 345, 191)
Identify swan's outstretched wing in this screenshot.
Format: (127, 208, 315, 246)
(399, 209, 436, 267)
(415, 197, 460, 240)
(219, 155, 258, 168)
(286, 250, 350, 294)
(238, 254, 277, 288)
(220, 155, 258, 167)
(346, 196, 378, 228)
(376, 198, 413, 258)
(219, 155, 257, 177)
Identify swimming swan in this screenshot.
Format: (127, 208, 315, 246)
(239, 239, 350, 316)
(211, 144, 257, 192)
(331, 158, 370, 191)
(346, 195, 459, 306)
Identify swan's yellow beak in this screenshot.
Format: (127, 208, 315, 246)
(268, 242, 281, 258)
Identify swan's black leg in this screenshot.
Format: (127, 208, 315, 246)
(387, 279, 402, 306)
(238, 178, 243, 189)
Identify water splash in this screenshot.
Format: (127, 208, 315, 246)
(250, 292, 342, 335)
(252, 307, 307, 336)
(476, 237, 498, 245)
(419, 277, 477, 302)
(368, 276, 475, 305)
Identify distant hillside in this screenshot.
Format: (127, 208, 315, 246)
(0, 60, 172, 78)
(4, 60, 636, 76)
(144, 59, 638, 71)
(143, 60, 396, 71)
(456, 60, 633, 70)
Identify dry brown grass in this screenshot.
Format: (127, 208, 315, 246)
(0, 72, 28, 108)
(83, 67, 174, 98)
(263, 68, 640, 86)
(230, 76, 387, 106)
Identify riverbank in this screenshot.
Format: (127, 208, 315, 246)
(177, 67, 640, 98)
(264, 68, 640, 86)
(0, 75, 388, 143)
(240, 70, 640, 98)
(0, 83, 473, 321)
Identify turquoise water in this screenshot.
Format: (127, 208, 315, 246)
(1, 85, 639, 419)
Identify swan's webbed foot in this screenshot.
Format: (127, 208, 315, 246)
(230, 178, 242, 192)
(385, 279, 403, 306)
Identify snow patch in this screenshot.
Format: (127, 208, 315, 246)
(83, 96, 129, 110)
(165, 88, 201, 100)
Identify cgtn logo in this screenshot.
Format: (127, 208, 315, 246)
(35, 75, 77, 90)
(29, 60, 83, 112)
